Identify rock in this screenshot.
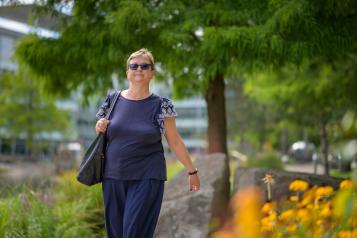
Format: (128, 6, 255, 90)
(155, 153, 230, 238)
(233, 168, 344, 202)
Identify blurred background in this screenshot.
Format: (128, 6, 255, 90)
(0, 1, 356, 237)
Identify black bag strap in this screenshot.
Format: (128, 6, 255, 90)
(104, 90, 121, 120)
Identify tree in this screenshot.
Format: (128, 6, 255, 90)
(244, 56, 357, 174)
(15, 0, 357, 157)
(0, 67, 71, 159)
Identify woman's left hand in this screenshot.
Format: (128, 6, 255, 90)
(189, 174, 200, 192)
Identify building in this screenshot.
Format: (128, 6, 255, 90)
(0, 4, 67, 159)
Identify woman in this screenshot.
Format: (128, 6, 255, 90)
(95, 48, 200, 238)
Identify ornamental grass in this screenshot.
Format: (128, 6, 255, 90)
(212, 177, 357, 238)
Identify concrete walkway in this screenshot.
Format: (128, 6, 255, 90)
(0, 161, 56, 188)
(285, 162, 325, 175)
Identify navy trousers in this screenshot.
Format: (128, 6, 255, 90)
(102, 179, 165, 238)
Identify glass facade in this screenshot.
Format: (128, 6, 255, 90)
(0, 35, 17, 71)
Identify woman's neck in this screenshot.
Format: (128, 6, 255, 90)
(124, 86, 151, 100)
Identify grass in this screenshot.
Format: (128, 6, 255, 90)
(229, 160, 239, 196)
(0, 167, 7, 174)
(167, 160, 184, 180)
(330, 169, 354, 179)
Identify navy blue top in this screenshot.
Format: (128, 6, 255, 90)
(96, 91, 177, 181)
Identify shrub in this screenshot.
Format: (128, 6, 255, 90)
(247, 151, 284, 170)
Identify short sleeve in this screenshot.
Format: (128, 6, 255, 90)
(96, 92, 115, 119)
(161, 98, 178, 118)
(157, 97, 177, 135)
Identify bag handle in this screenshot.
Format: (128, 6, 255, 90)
(105, 90, 121, 120)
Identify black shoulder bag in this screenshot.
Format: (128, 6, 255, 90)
(76, 91, 120, 186)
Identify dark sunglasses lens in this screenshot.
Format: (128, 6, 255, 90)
(129, 63, 152, 70)
(129, 64, 139, 70)
(140, 64, 151, 70)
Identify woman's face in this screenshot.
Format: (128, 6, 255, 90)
(126, 55, 154, 84)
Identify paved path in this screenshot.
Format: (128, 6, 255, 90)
(285, 162, 325, 175)
(0, 161, 56, 187)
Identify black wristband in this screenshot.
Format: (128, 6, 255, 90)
(188, 168, 198, 175)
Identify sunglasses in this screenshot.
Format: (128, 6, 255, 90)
(128, 63, 152, 70)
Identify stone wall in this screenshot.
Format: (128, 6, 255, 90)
(155, 153, 230, 238)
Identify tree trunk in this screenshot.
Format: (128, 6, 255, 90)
(280, 128, 289, 154)
(319, 114, 329, 175)
(26, 81, 35, 160)
(205, 74, 230, 230)
(205, 73, 228, 155)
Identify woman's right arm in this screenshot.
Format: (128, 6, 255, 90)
(95, 118, 110, 134)
(95, 92, 113, 134)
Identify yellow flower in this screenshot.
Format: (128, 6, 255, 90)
(315, 186, 334, 197)
(231, 187, 262, 238)
(297, 208, 309, 221)
(272, 233, 283, 238)
(340, 180, 354, 189)
(314, 195, 324, 207)
(261, 202, 276, 214)
(351, 216, 357, 227)
(211, 231, 236, 238)
(301, 194, 313, 207)
(280, 209, 295, 221)
(314, 226, 325, 238)
(321, 205, 332, 218)
(287, 224, 297, 232)
(289, 180, 309, 192)
(316, 219, 324, 226)
(338, 230, 353, 238)
(290, 195, 299, 202)
(269, 211, 277, 221)
(261, 216, 274, 232)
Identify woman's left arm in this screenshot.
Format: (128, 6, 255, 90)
(164, 117, 200, 192)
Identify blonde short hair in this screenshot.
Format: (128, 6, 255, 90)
(126, 48, 155, 70)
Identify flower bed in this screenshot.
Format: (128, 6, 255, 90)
(213, 176, 357, 238)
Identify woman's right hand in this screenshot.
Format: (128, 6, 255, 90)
(95, 118, 110, 134)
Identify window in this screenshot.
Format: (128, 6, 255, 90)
(175, 107, 207, 119)
(15, 139, 26, 155)
(0, 138, 12, 154)
(0, 35, 17, 71)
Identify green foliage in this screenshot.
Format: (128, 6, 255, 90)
(166, 160, 184, 180)
(0, 172, 100, 238)
(247, 151, 284, 170)
(12, 0, 357, 156)
(54, 171, 104, 236)
(243, 56, 357, 131)
(330, 169, 353, 180)
(0, 67, 71, 156)
(15, 0, 357, 97)
(0, 192, 57, 238)
(0, 162, 183, 237)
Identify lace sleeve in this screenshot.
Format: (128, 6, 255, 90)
(161, 98, 178, 117)
(157, 97, 178, 135)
